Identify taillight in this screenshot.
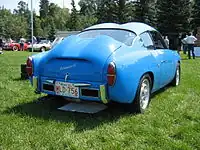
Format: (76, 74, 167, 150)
(26, 57, 33, 77)
(107, 62, 116, 86)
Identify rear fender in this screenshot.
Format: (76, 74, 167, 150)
(31, 52, 49, 76)
(105, 50, 152, 103)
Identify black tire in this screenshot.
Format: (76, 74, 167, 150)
(21, 64, 27, 73)
(171, 63, 180, 86)
(40, 47, 46, 52)
(13, 46, 19, 51)
(128, 74, 152, 114)
(21, 73, 28, 80)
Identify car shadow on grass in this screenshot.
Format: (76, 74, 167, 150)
(181, 58, 188, 60)
(4, 95, 132, 132)
(4, 85, 174, 132)
(13, 77, 28, 81)
(151, 86, 170, 98)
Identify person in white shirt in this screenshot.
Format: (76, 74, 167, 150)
(185, 32, 197, 59)
(182, 35, 188, 54)
(164, 36, 169, 48)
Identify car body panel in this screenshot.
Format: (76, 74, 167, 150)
(28, 22, 180, 104)
(37, 35, 121, 82)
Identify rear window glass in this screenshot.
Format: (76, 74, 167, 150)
(78, 29, 136, 46)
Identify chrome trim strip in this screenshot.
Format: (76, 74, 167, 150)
(44, 80, 54, 84)
(73, 83, 91, 87)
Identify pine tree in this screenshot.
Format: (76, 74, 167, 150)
(14, 1, 29, 16)
(96, 0, 115, 23)
(34, 15, 43, 37)
(156, 0, 190, 34)
(79, 0, 97, 16)
(78, 0, 98, 29)
(133, 0, 156, 26)
(117, 0, 128, 23)
(69, 0, 79, 30)
(96, 0, 129, 23)
(39, 0, 49, 19)
(96, 0, 157, 25)
(39, 0, 49, 34)
(156, 0, 190, 50)
(191, 0, 200, 33)
(48, 17, 56, 40)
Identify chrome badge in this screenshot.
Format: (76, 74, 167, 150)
(60, 64, 76, 71)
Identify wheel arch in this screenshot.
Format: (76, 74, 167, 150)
(177, 60, 181, 72)
(135, 71, 154, 95)
(144, 71, 154, 90)
(13, 45, 19, 50)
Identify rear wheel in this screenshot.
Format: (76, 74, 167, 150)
(40, 47, 46, 52)
(129, 74, 152, 113)
(13, 46, 19, 51)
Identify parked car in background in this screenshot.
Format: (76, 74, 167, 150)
(26, 22, 181, 113)
(28, 40, 51, 52)
(3, 40, 29, 51)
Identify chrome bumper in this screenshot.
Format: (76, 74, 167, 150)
(38, 77, 109, 103)
(32, 76, 38, 89)
(100, 85, 109, 104)
(33, 76, 41, 94)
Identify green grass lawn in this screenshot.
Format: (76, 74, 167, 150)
(0, 51, 200, 150)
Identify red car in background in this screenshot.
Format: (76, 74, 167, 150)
(3, 41, 30, 51)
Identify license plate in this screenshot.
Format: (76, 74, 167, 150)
(55, 81, 79, 98)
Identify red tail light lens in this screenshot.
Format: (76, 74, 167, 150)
(107, 62, 116, 86)
(26, 57, 33, 77)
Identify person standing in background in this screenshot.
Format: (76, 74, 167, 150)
(177, 34, 182, 54)
(0, 39, 3, 54)
(185, 32, 197, 59)
(164, 36, 169, 48)
(0, 39, 3, 50)
(182, 35, 188, 54)
(20, 38, 25, 51)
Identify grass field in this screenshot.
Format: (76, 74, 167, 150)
(0, 51, 200, 150)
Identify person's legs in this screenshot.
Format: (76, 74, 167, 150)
(185, 45, 188, 54)
(188, 44, 191, 59)
(21, 43, 24, 51)
(191, 44, 195, 59)
(183, 44, 187, 54)
(20, 43, 23, 51)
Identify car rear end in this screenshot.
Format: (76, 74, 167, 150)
(26, 36, 121, 104)
(26, 57, 118, 104)
(26, 28, 138, 104)
(3, 43, 13, 50)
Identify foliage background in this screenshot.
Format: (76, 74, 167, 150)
(0, 0, 200, 41)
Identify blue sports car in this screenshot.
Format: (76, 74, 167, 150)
(26, 22, 181, 113)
